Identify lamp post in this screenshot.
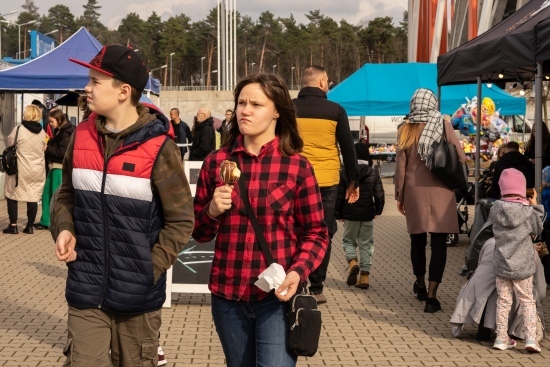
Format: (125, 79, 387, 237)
(170, 52, 175, 88)
(17, 20, 37, 59)
(150, 64, 167, 78)
(203, 70, 218, 88)
(291, 66, 295, 90)
(0, 10, 18, 59)
(44, 29, 58, 36)
(200, 56, 206, 88)
(273, 65, 277, 74)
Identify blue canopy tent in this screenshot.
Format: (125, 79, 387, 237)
(0, 27, 160, 94)
(327, 63, 525, 116)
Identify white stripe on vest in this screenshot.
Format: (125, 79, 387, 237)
(73, 168, 153, 202)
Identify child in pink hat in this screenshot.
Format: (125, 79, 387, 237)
(490, 168, 544, 352)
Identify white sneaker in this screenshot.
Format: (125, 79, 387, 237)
(158, 346, 167, 366)
(493, 338, 516, 350)
(525, 340, 542, 353)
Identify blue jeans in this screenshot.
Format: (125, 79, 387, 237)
(342, 220, 374, 272)
(211, 293, 297, 367)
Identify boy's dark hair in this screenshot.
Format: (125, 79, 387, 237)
(31, 99, 45, 109)
(505, 141, 520, 152)
(112, 78, 141, 106)
(355, 142, 371, 161)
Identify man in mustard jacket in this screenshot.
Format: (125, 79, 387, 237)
(293, 65, 359, 304)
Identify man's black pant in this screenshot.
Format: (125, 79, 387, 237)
(308, 185, 338, 295)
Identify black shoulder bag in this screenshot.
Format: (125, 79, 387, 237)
(428, 120, 467, 190)
(233, 158, 322, 357)
(1, 126, 21, 187)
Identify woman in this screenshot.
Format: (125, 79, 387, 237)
(3, 105, 46, 234)
(34, 110, 75, 230)
(193, 74, 328, 366)
(394, 88, 466, 313)
(524, 120, 550, 168)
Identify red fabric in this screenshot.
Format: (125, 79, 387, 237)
(193, 136, 328, 302)
(72, 120, 164, 180)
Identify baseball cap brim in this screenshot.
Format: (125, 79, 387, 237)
(69, 58, 115, 78)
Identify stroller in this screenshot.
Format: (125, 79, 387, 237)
(446, 166, 492, 246)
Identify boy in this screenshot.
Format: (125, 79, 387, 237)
(335, 143, 385, 289)
(51, 44, 194, 366)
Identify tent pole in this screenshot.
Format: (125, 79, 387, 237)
(437, 85, 441, 110)
(475, 76, 482, 203)
(535, 62, 543, 202)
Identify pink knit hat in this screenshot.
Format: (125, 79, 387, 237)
(499, 168, 528, 204)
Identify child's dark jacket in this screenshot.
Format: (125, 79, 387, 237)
(336, 160, 384, 222)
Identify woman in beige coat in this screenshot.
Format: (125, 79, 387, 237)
(3, 105, 46, 234)
(394, 88, 466, 313)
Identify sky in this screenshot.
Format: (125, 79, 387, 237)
(1, 0, 408, 30)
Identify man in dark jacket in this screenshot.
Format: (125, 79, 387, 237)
(489, 141, 535, 199)
(293, 65, 359, 304)
(189, 107, 216, 161)
(335, 143, 384, 289)
(170, 107, 192, 160)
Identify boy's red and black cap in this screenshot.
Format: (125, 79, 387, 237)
(69, 44, 148, 92)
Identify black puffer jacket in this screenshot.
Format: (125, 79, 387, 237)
(45, 123, 76, 164)
(489, 151, 535, 199)
(189, 117, 215, 161)
(335, 161, 385, 221)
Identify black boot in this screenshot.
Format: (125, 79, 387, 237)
(23, 225, 34, 234)
(413, 281, 427, 301)
(33, 223, 49, 230)
(424, 297, 441, 313)
(3, 225, 19, 234)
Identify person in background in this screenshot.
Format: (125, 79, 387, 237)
(169, 108, 192, 160)
(524, 121, 550, 169)
(490, 168, 543, 353)
(189, 107, 216, 161)
(51, 44, 194, 366)
(336, 143, 385, 289)
(34, 110, 75, 230)
(3, 105, 46, 235)
(293, 65, 359, 305)
(395, 88, 466, 313)
(218, 109, 233, 143)
(489, 141, 534, 199)
(193, 73, 328, 367)
(44, 99, 59, 138)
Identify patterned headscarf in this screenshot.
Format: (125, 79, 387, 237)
(409, 88, 444, 164)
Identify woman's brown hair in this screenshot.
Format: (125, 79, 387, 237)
(49, 109, 67, 128)
(221, 73, 303, 156)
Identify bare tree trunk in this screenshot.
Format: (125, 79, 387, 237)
(259, 34, 267, 71)
(207, 39, 214, 87)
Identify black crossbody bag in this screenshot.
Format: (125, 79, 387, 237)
(233, 157, 322, 357)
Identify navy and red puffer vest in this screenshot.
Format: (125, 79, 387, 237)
(67, 113, 170, 313)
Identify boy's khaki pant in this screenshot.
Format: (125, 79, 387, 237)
(62, 306, 161, 367)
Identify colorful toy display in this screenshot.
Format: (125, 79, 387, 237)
(451, 96, 510, 142)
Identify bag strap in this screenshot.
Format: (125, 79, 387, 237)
(232, 157, 276, 266)
(14, 125, 21, 147)
(14, 126, 20, 187)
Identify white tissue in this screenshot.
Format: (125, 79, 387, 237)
(254, 263, 288, 295)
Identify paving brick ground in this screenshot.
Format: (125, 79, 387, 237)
(1, 177, 549, 366)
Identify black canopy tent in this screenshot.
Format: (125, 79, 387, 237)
(437, 0, 550, 202)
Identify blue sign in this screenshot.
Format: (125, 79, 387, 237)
(30, 30, 56, 59)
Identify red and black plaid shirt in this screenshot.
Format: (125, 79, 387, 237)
(193, 136, 328, 302)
